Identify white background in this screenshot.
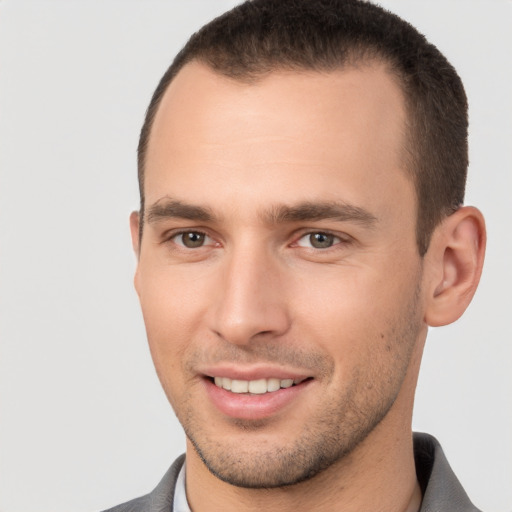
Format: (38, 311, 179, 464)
(0, 1, 510, 511)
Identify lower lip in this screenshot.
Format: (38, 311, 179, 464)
(203, 378, 313, 421)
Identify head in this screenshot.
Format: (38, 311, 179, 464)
(130, 0, 485, 493)
(137, 0, 469, 256)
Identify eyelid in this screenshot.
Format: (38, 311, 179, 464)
(162, 228, 219, 248)
(291, 229, 352, 249)
(159, 227, 352, 249)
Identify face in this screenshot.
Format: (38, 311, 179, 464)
(133, 62, 427, 488)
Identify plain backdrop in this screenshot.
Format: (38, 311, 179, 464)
(0, 1, 510, 511)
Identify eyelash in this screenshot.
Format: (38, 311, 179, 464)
(165, 230, 217, 249)
(163, 229, 351, 252)
(292, 231, 350, 250)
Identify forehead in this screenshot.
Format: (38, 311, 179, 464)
(145, 61, 413, 219)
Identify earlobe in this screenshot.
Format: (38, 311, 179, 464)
(424, 206, 486, 327)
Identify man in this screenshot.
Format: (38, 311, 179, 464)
(104, 0, 486, 510)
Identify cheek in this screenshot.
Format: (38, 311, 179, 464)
(137, 267, 209, 389)
(138, 263, 208, 333)
(291, 268, 389, 331)
(289, 261, 421, 367)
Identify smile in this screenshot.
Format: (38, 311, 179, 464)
(212, 376, 307, 394)
(204, 373, 314, 420)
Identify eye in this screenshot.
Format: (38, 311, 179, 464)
(295, 232, 341, 249)
(172, 231, 213, 248)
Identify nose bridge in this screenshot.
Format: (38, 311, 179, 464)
(211, 238, 289, 345)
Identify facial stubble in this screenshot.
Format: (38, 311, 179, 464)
(169, 279, 423, 490)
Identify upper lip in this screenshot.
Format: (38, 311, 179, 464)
(199, 364, 312, 382)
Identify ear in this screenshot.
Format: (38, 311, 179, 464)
(129, 211, 141, 258)
(423, 206, 486, 327)
(129, 211, 142, 298)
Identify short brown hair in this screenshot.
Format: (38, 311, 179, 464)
(137, 0, 468, 255)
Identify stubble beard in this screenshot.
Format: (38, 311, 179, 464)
(184, 387, 396, 489)
(170, 285, 423, 489)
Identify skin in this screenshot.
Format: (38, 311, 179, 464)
(130, 61, 485, 512)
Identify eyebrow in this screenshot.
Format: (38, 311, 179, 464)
(146, 198, 214, 224)
(145, 197, 378, 228)
(265, 201, 378, 227)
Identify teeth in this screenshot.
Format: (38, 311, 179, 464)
(281, 379, 293, 388)
(248, 379, 267, 394)
(267, 378, 280, 392)
(213, 376, 304, 394)
(231, 379, 249, 393)
(215, 377, 232, 390)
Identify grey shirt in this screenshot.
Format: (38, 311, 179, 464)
(102, 432, 482, 512)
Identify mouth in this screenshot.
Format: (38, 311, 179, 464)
(202, 372, 314, 421)
(209, 376, 311, 395)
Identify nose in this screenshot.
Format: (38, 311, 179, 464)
(209, 244, 291, 346)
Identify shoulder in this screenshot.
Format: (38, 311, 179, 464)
(102, 494, 150, 512)
(414, 433, 482, 512)
(101, 454, 185, 512)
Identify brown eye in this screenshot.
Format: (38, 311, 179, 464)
(175, 231, 207, 248)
